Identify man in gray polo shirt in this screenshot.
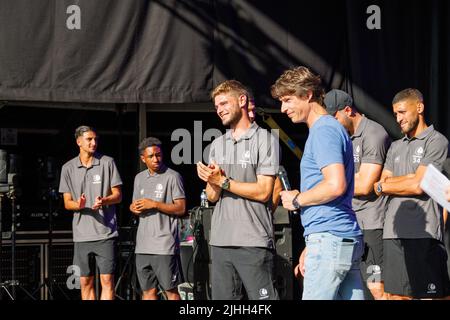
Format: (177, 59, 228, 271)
(197, 80, 279, 300)
(374, 88, 450, 299)
(59, 125, 122, 300)
(130, 137, 186, 300)
(325, 89, 391, 300)
(248, 94, 283, 213)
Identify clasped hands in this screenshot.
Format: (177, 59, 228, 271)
(130, 198, 159, 215)
(196, 160, 225, 187)
(77, 193, 105, 211)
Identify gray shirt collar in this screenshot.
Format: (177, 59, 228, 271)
(145, 164, 168, 178)
(352, 115, 368, 138)
(225, 122, 259, 142)
(76, 153, 101, 168)
(402, 125, 434, 142)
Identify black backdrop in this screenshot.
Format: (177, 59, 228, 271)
(0, 0, 449, 229)
(1, 0, 449, 136)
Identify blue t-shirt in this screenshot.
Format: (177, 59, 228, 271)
(300, 115, 361, 238)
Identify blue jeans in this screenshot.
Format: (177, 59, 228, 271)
(302, 232, 365, 300)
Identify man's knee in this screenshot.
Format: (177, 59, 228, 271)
(367, 281, 385, 300)
(142, 288, 158, 300)
(386, 293, 412, 300)
(80, 276, 94, 288)
(100, 274, 114, 288)
(165, 288, 181, 300)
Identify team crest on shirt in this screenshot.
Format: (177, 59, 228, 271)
(92, 174, 101, 184)
(259, 288, 269, 299)
(239, 150, 251, 168)
(154, 183, 164, 199)
(353, 145, 361, 163)
(427, 283, 437, 294)
(412, 146, 424, 163)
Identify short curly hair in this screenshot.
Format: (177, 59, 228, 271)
(271, 66, 325, 106)
(138, 137, 162, 155)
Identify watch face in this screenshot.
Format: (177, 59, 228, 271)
(292, 199, 300, 210)
(222, 178, 230, 190)
(377, 183, 382, 193)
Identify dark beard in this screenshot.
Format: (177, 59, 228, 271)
(403, 117, 419, 135)
(222, 110, 242, 127)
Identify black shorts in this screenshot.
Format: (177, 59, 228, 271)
(210, 246, 279, 300)
(135, 254, 183, 291)
(73, 238, 117, 277)
(383, 238, 450, 298)
(360, 229, 383, 283)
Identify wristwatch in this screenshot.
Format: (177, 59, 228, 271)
(221, 177, 231, 190)
(292, 192, 301, 210)
(376, 182, 383, 194)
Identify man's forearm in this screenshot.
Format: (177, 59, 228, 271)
(354, 163, 384, 196)
(380, 178, 422, 196)
(101, 191, 122, 205)
(384, 174, 415, 184)
(206, 183, 221, 203)
(354, 174, 373, 196)
(155, 201, 186, 216)
(64, 200, 82, 211)
(228, 180, 273, 203)
(298, 179, 346, 207)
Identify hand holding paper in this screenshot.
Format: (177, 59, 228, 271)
(419, 164, 450, 211)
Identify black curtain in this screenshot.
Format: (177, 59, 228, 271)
(0, 0, 448, 136)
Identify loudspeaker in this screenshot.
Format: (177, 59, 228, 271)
(180, 242, 194, 283)
(115, 229, 138, 300)
(0, 149, 7, 184)
(184, 206, 304, 300)
(46, 243, 79, 300)
(179, 243, 198, 300)
(180, 206, 214, 300)
(273, 206, 303, 300)
(0, 232, 77, 300)
(0, 243, 42, 300)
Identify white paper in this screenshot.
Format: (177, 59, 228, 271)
(420, 164, 450, 211)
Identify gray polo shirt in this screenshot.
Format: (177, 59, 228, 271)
(132, 166, 185, 255)
(208, 122, 279, 248)
(59, 153, 122, 242)
(383, 125, 448, 240)
(351, 116, 391, 230)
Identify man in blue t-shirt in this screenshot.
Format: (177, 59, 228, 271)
(271, 66, 364, 300)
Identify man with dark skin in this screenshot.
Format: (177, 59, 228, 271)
(130, 137, 186, 300)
